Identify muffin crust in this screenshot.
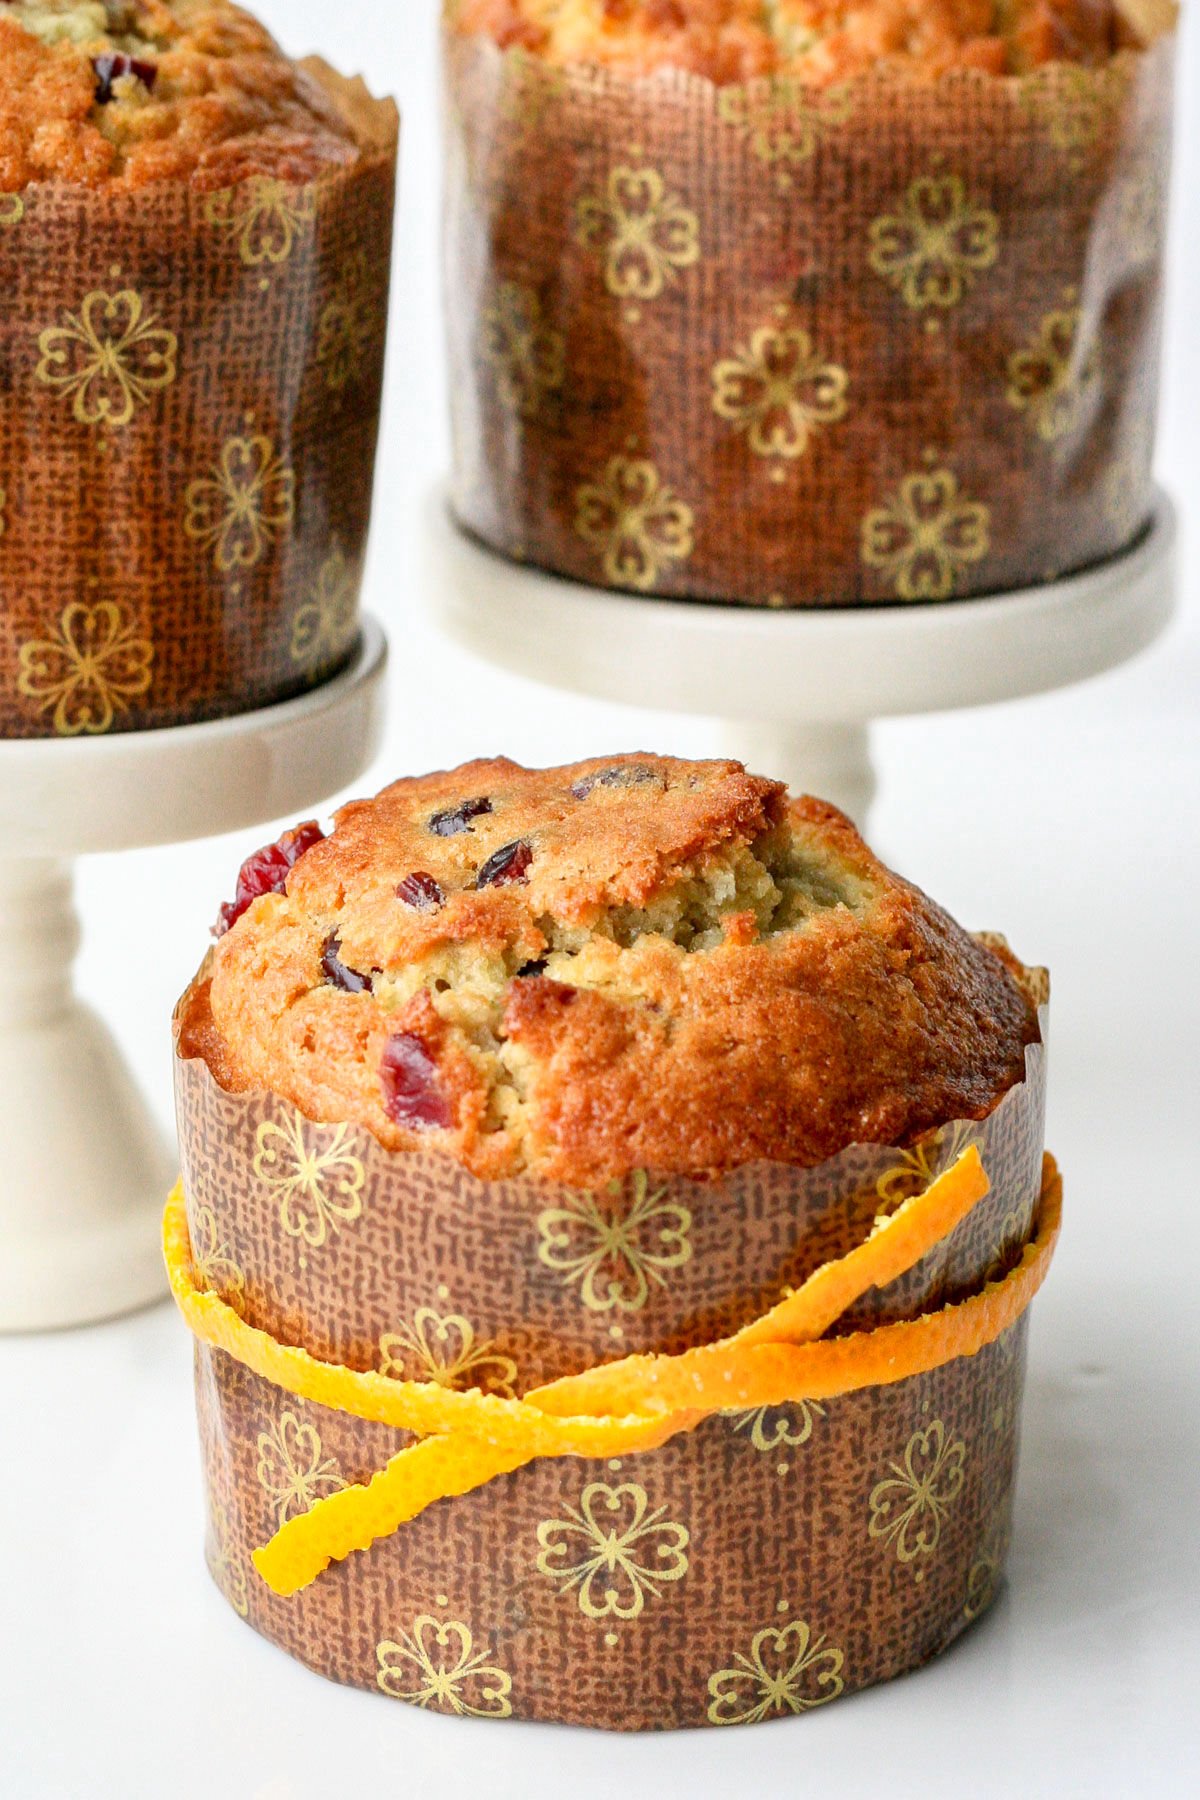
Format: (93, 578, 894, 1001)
(450, 0, 1143, 84)
(0, 0, 365, 188)
(194, 755, 1040, 1185)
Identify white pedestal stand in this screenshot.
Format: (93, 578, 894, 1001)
(0, 620, 388, 1334)
(426, 488, 1178, 826)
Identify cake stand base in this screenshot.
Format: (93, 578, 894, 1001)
(0, 620, 388, 1333)
(425, 489, 1177, 823)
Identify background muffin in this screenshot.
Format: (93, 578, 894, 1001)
(444, 0, 1174, 605)
(0, 0, 397, 736)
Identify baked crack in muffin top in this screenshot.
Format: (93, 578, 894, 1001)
(0, 0, 369, 188)
(450, 0, 1154, 84)
(190, 755, 1040, 1185)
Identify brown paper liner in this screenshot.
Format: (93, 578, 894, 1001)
(444, 27, 1173, 607)
(0, 63, 397, 738)
(174, 948, 1049, 1729)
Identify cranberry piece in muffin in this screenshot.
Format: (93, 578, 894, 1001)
(93, 54, 158, 105)
(396, 872, 446, 912)
(429, 797, 492, 837)
(380, 1033, 452, 1130)
(477, 840, 533, 888)
(214, 822, 324, 937)
(320, 933, 373, 994)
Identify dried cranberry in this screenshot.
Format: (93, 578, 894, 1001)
(571, 764, 657, 799)
(429, 796, 492, 836)
(396, 872, 446, 912)
(93, 53, 158, 105)
(477, 840, 532, 888)
(214, 822, 324, 937)
(321, 933, 373, 994)
(380, 1033, 451, 1130)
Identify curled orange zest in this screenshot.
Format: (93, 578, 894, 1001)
(164, 1148, 1062, 1600)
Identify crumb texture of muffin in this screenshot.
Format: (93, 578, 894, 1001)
(0, 0, 369, 188)
(196, 755, 1040, 1184)
(450, 0, 1148, 83)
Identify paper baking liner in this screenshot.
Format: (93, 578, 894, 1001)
(0, 63, 397, 738)
(444, 24, 1173, 606)
(174, 946, 1048, 1729)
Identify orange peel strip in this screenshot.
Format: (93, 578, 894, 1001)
(165, 1151, 1061, 1602)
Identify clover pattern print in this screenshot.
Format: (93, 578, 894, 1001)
(16, 600, 153, 736)
(707, 1618, 846, 1726)
(535, 1479, 690, 1621)
(35, 287, 178, 429)
(868, 1417, 968, 1564)
(376, 1614, 513, 1719)
(535, 1168, 693, 1313)
(573, 456, 695, 592)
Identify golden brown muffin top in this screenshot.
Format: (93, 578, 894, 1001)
(449, 0, 1151, 84)
(0, 0, 368, 189)
(196, 755, 1040, 1186)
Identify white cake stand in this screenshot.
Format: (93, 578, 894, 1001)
(426, 487, 1178, 824)
(0, 619, 388, 1334)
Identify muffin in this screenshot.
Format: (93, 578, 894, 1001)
(0, 1, 398, 736)
(170, 755, 1057, 1728)
(444, 0, 1175, 605)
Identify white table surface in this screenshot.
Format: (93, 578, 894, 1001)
(2, 4, 1198, 1796)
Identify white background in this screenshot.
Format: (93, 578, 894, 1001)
(2, 3, 1198, 1796)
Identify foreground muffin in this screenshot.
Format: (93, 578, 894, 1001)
(171, 755, 1056, 1729)
(445, 0, 1175, 605)
(0, 1, 397, 735)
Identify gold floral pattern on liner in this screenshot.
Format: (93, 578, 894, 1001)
(204, 177, 317, 266)
(535, 1480, 690, 1621)
(868, 1418, 967, 1563)
(861, 467, 990, 601)
(204, 1498, 249, 1619)
(482, 280, 565, 421)
(184, 433, 296, 573)
(289, 541, 359, 678)
(868, 176, 1000, 311)
(380, 1308, 518, 1400)
(377, 1615, 513, 1718)
(716, 78, 853, 178)
(16, 600, 153, 737)
(707, 1618, 845, 1725)
(0, 193, 23, 226)
(730, 1400, 827, 1454)
(712, 323, 848, 463)
(573, 455, 695, 592)
(190, 1204, 246, 1312)
(35, 288, 178, 429)
(1006, 306, 1100, 443)
(574, 166, 700, 303)
(535, 1168, 692, 1314)
(255, 1410, 346, 1530)
(253, 1110, 365, 1250)
(317, 249, 380, 392)
(1019, 61, 1127, 171)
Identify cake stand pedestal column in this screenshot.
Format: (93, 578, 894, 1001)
(0, 619, 388, 1334)
(425, 487, 1178, 828)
